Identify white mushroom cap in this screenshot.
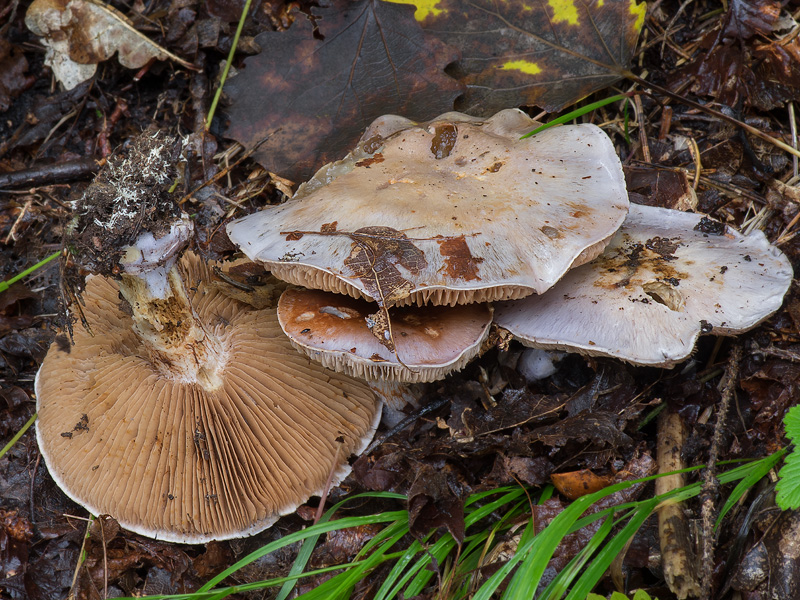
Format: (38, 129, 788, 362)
(277, 288, 493, 383)
(494, 204, 794, 366)
(227, 108, 628, 306)
(35, 254, 380, 543)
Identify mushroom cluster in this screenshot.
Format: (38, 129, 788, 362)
(227, 107, 792, 379)
(227, 108, 630, 381)
(36, 110, 793, 544)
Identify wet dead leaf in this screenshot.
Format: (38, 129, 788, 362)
(342, 226, 428, 307)
(311, 524, 383, 567)
(625, 167, 698, 212)
(224, 0, 463, 182)
(524, 411, 632, 450)
(25, 0, 194, 90)
(550, 469, 614, 500)
(732, 509, 800, 598)
(722, 0, 783, 41)
(387, 0, 646, 115)
(671, 22, 800, 110)
(408, 463, 466, 545)
(283, 225, 429, 356)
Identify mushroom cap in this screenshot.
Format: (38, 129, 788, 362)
(494, 204, 794, 366)
(35, 254, 380, 543)
(277, 288, 493, 383)
(227, 108, 628, 306)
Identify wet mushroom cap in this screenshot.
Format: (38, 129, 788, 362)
(277, 287, 493, 383)
(35, 254, 380, 543)
(227, 108, 628, 306)
(494, 203, 793, 366)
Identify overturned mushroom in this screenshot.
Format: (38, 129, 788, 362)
(36, 247, 380, 543)
(277, 288, 492, 383)
(226, 108, 629, 307)
(494, 204, 793, 366)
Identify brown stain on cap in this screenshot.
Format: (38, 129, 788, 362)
(438, 235, 483, 281)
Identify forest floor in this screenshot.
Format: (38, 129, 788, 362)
(2, 0, 800, 598)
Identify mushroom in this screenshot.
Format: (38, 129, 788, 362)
(35, 246, 380, 543)
(493, 203, 793, 366)
(277, 287, 493, 383)
(226, 108, 629, 307)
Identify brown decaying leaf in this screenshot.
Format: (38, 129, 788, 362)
(342, 226, 428, 308)
(284, 225, 432, 357)
(224, 0, 463, 182)
(387, 0, 646, 115)
(25, 0, 194, 90)
(550, 469, 614, 500)
(408, 463, 465, 545)
(731, 509, 800, 598)
(670, 2, 800, 111)
(721, 0, 783, 41)
(624, 166, 697, 212)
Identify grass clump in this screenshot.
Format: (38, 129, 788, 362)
(124, 451, 783, 600)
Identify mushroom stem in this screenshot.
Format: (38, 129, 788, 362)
(116, 217, 227, 391)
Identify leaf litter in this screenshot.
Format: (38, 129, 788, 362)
(2, 0, 800, 596)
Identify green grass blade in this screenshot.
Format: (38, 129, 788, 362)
(198, 508, 406, 592)
(540, 515, 615, 600)
(205, 0, 251, 129)
(565, 501, 656, 600)
(0, 412, 37, 460)
(275, 492, 404, 600)
(719, 449, 784, 526)
(520, 94, 630, 139)
(0, 251, 60, 294)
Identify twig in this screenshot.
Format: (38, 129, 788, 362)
(699, 344, 741, 597)
(0, 158, 102, 190)
(364, 396, 450, 456)
(627, 74, 800, 161)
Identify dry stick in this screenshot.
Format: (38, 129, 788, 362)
(364, 396, 450, 456)
(313, 443, 342, 525)
(0, 157, 102, 190)
(624, 73, 800, 161)
(699, 344, 742, 597)
(656, 408, 701, 600)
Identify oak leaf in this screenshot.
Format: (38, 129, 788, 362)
(386, 0, 647, 115)
(224, 0, 463, 182)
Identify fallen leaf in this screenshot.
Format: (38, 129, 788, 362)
(283, 225, 430, 354)
(670, 20, 800, 110)
(386, 0, 646, 114)
(342, 226, 429, 307)
(550, 469, 614, 500)
(224, 0, 463, 182)
(25, 0, 194, 90)
(625, 166, 697, 211)
(408, 463, 466, 544)
(722, 0, 783, 41)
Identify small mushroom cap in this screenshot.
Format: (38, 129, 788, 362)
(35, 254, 380, 543)
(494, 204, 793, 366)
(277, 288, 493, 383)
(227, 108, 628, 306)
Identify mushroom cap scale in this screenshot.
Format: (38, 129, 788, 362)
(494, 204, 793, 367)
(35, 254, 380, 543)
(227, 108, 629, 306)
(277, 288, 493, 383)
